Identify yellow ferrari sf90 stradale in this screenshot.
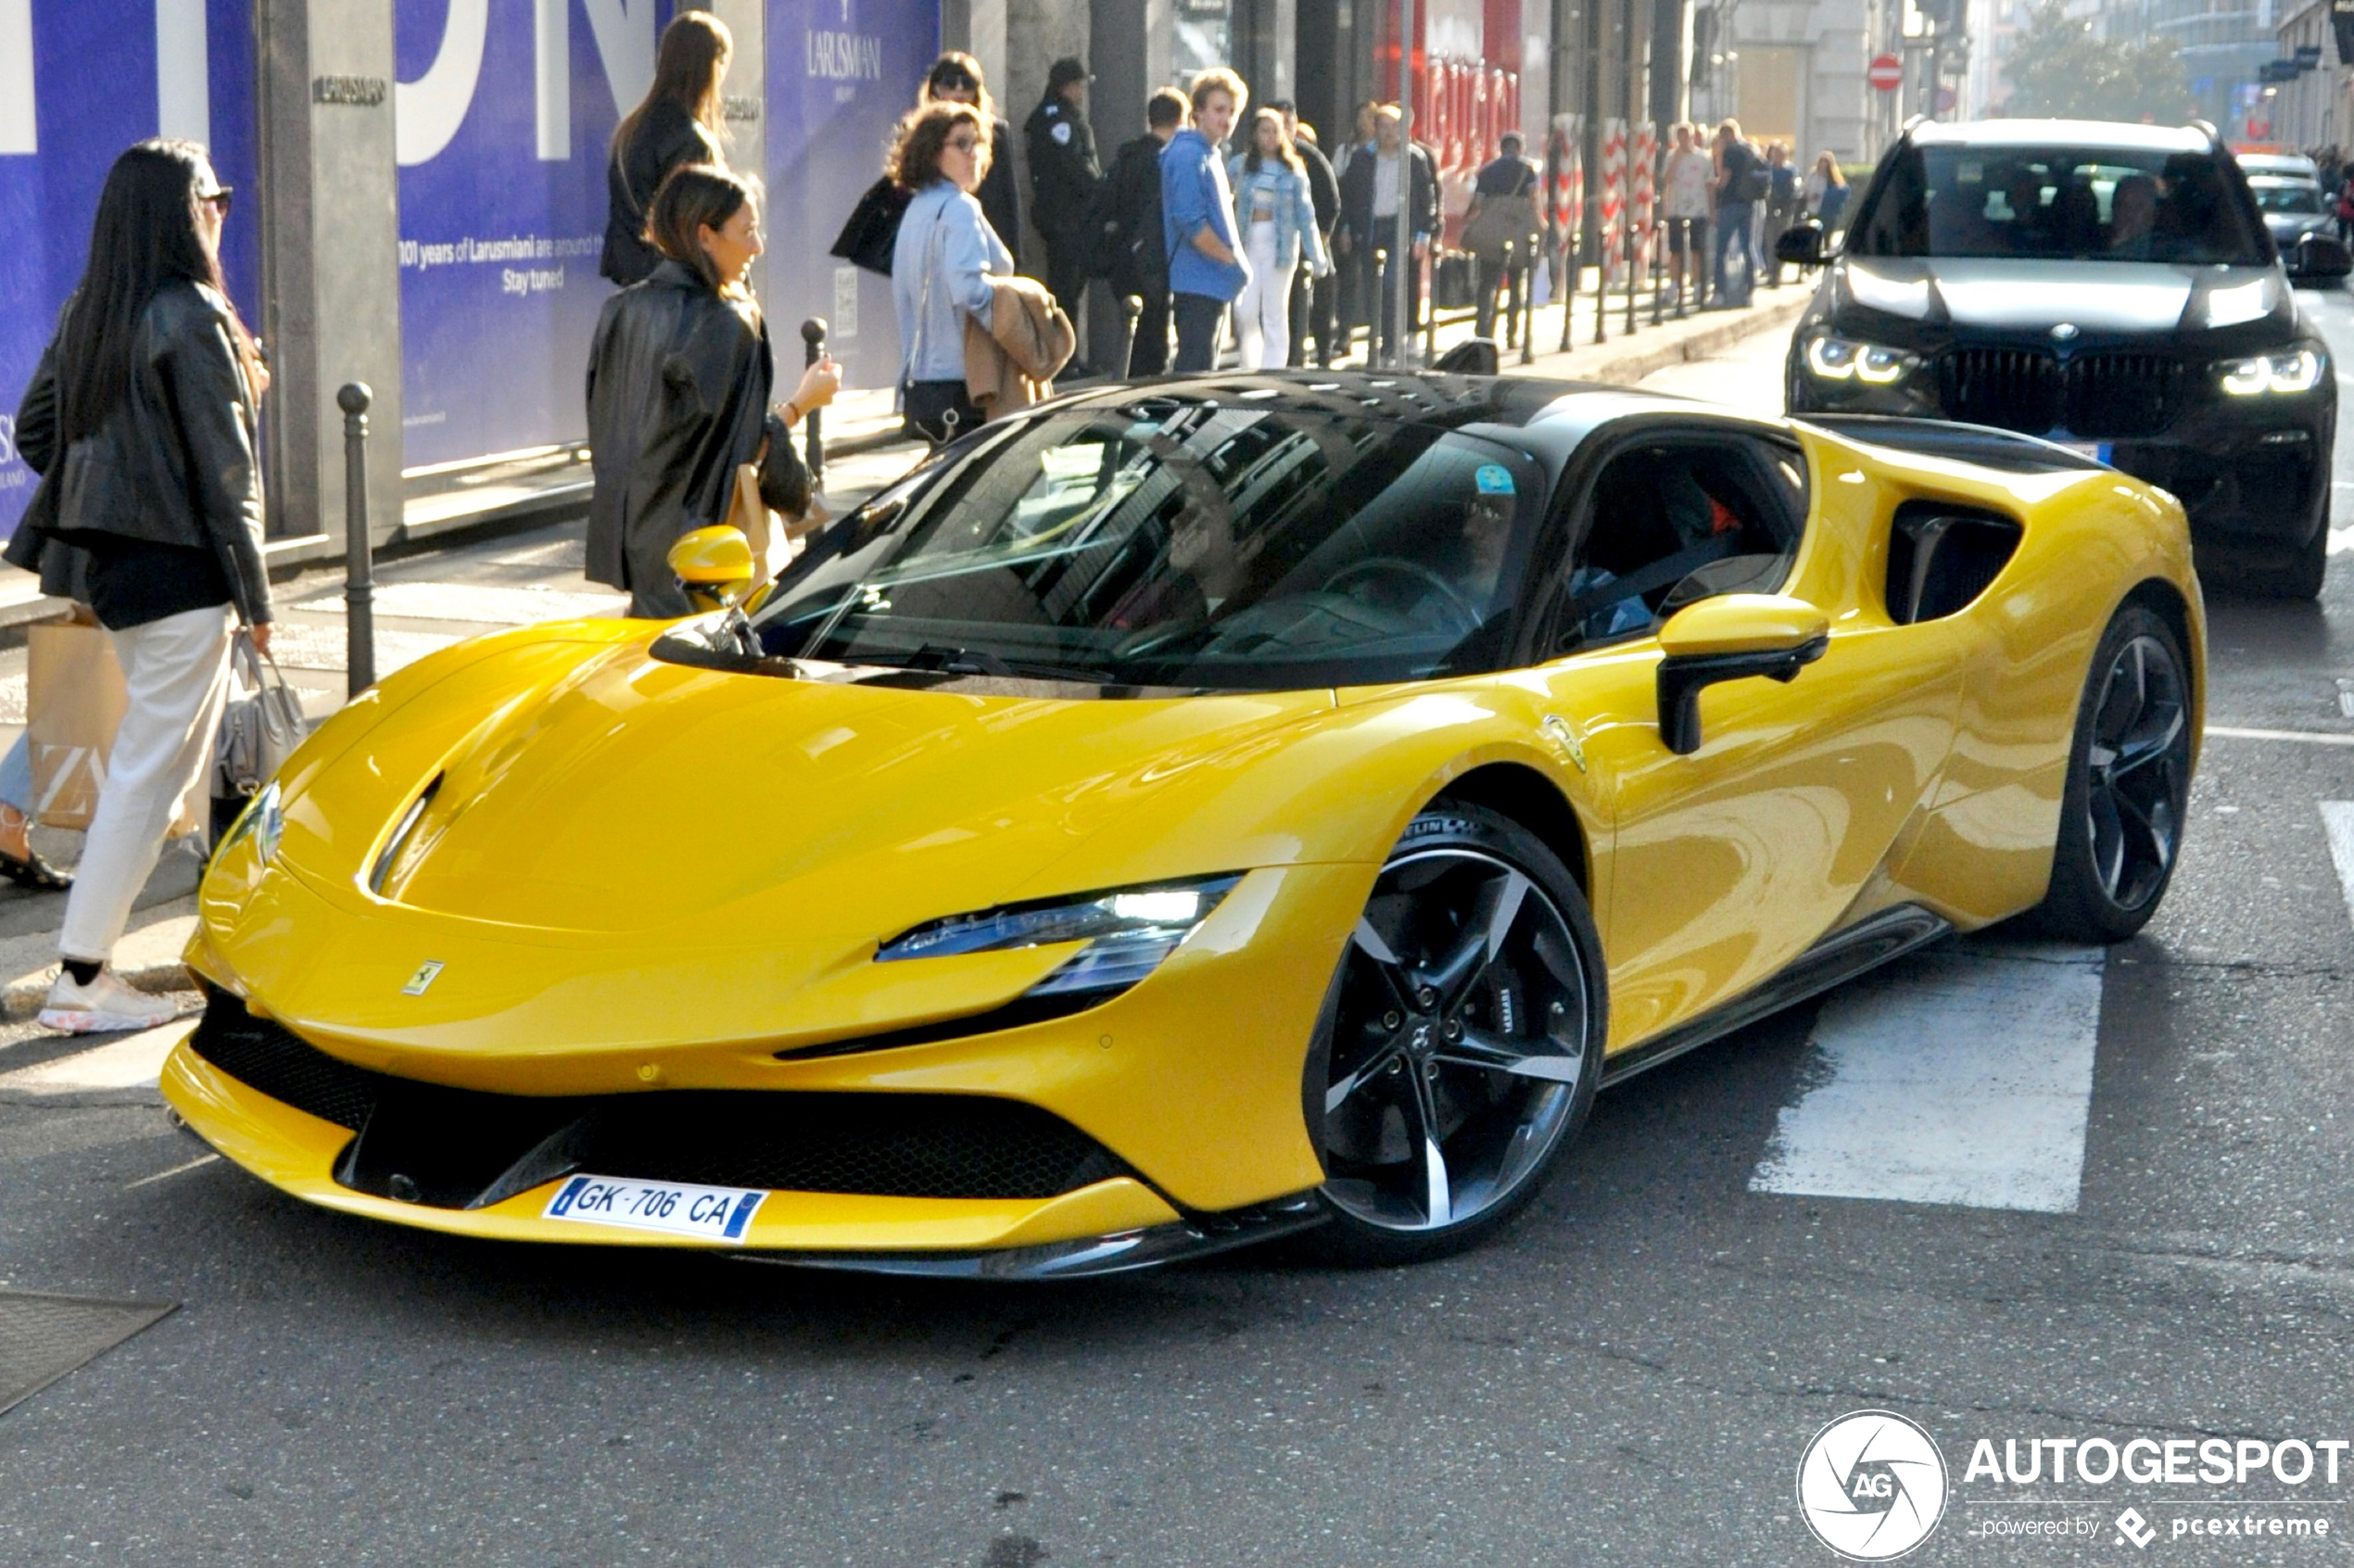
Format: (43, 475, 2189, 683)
(166, 373, 2203, 1277)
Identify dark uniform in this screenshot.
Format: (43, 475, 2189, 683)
(1025, 87, 1102, 338)
(1103, 133, 1172, 374)
(1289, 135, 1342, 367)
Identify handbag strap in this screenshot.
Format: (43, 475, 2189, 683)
(905, 200, 948, 386)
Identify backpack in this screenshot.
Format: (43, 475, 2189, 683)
(1735, 146, 1771, 204)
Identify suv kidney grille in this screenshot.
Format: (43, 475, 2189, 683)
(1941, 348, 2063, 432)
(1939, 348, 2183, 439)
(2065, 353, 2180, 438)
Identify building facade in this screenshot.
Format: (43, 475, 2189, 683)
(0, 0, 1879, 553)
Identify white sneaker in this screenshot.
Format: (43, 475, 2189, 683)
(39, 968, 178, 1034)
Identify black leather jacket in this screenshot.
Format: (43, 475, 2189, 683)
(6, 281, 271, 624)
(586, 261, 809, 616)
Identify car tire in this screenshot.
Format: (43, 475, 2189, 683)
(2028, 602, 2196, 943)
(2247, 522, 2328, 601)
(1307, 801, 1608, 1266)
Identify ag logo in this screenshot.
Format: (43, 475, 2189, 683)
(1796, 1410, 1947, 1560)
(400, 960, 445, 996)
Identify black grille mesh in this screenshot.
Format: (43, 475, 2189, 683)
(186, 993, 386, 1131)
(1939, 348, 2183, 439)
(576, 1095, 1120, 1201)
(183, 991, 1122, 1206)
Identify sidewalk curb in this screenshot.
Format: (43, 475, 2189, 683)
(2, 958, 192, 1022)
(1569, 296, 1809, 388)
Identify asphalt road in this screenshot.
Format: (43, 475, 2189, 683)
(6, 297, 2354, 1567)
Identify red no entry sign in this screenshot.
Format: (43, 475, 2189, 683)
(1869, 54, 1903, 92)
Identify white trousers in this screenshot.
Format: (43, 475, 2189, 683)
(60, 604, 234, 963)
(1234, 223, 1296, 371)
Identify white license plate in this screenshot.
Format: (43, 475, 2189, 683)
(542, 1174, 767, 1243)
(2058, 439, 2113, 463)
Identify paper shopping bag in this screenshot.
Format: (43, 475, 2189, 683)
(26, 615, 201, 837)
(27, 617, 128, 830)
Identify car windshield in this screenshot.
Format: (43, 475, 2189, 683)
(2249, 178, 2325, 215)
(722, 399, 1547, 689)
(1847, 145, 2269, 265)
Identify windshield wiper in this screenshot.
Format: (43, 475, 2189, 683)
(838, 645, 1115, 683)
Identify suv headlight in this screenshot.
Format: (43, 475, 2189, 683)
(877, 874, 1243, 999)
(1804, 333, 1917, 386)
(216, 779, 284, 864)
(2217, 347, 2325, 395)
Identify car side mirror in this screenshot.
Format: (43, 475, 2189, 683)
(667, 525, 754, 612)
(1774, 223, 1827, 268)
(1654, 594, 1830, 755)
(2290, 232, 2353, 283)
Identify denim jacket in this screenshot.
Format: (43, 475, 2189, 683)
(1225, 158, 1332, 276)
(892, 181, 1012, 384)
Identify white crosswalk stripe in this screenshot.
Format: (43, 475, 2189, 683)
(2320, 803, 2354, 931)
(1749, 939, 2105, 1214)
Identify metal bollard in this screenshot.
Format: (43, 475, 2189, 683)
(1120, 294, 1144, 379)
(1558, 232, 1576, 353)
(337, 382, 374, 698)
(1651, 221, 1665, 326)
(1518, 243, 1536, 366)
(799, 318, 827, 490)
(1625, 217, 1639, 336)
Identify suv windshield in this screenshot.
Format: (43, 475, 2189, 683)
(1847, 144, 2269, 265)
(720, 399, 1547, 689)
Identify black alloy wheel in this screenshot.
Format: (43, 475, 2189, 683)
(1310, 803, 1607, 1264)
(2031, 602, 2196, 942)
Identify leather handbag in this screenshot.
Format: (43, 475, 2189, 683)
(215, 627, 308, 803)
(832, 177, 910, 276)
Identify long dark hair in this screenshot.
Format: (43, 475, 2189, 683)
(1241, 108, 1302, 176)
(920, 51, 997, 124)
(612, 12, 731, 160)
(648, 163, 756, 293)
(57, 139, 258, 445)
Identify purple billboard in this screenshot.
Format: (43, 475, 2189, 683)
(0, 0, 259, 538)
(394, 0, 677, 467)
(766, 0, 936, 394)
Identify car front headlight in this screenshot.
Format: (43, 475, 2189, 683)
(877, 874, 1243, 999)
(1804, 333, 1916, 386)
(2217, 347, 2326, 395)
(216, 779, 284, 865)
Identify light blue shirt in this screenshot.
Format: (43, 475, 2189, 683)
(892, 181, 1011, 385)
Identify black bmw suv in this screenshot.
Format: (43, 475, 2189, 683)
(1780, 119, 2350, 596)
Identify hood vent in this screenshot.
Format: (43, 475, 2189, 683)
(369, 775, 443, 897)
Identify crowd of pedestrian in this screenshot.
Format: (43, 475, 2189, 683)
(2, 6, 1864, 1040)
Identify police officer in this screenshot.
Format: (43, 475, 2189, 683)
(1026, 57, 1102, 346)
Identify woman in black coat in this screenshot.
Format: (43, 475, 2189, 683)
(601, 12, 734, 287)
(586, 165, 840, 616)
(6, 140, 272, 1033)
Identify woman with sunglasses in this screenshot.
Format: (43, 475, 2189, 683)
(6, 140, 272, 1033)
(919, 52, 1023, 271)
(888, 102, 1014, 444)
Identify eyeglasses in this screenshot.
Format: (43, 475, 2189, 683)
(199, 186, 234, 217)
(945, 134, 980, 154)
